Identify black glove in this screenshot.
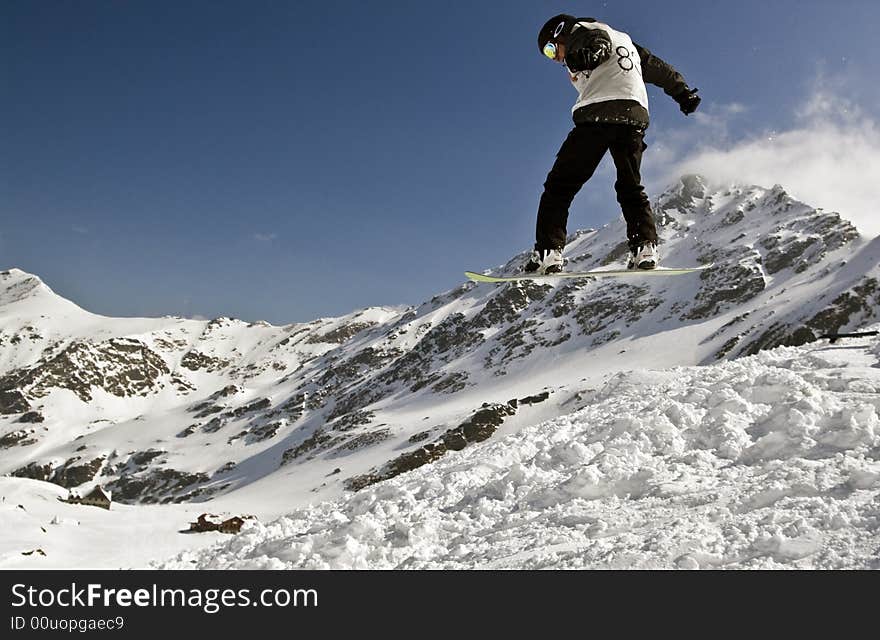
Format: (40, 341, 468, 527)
(565, 41, 612, 72)
(564, 28, 612, 72)
(674, 87, 701, 115)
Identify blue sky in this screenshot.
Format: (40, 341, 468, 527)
(3, 1, 879, 324)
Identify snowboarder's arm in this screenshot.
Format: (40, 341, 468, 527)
(633, 43, 688, 97)
(634, 42, 701, 115)
(565, 25, 613, 72)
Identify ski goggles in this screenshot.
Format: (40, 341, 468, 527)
(542, 41, 558, 60)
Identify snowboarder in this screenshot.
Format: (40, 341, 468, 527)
(525, 14, 701, 274)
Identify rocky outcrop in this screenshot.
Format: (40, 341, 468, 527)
(307, 322, 375, 344)
(736, 277, 880, 356)
(344, 402, 518, 491)
(1, 338, 170, 402)
(12, 455, 105, 488)
(180, 350, 230, 373)
(759, 210, 859, 275)
(106, 468, 217, 504)
(682, 255, 766, 321)
(0, 429, 36, 448)
(0, 389, 30, 414)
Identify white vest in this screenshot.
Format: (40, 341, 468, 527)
(568, 21, 650, 115)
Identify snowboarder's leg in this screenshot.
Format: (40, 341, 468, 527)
(535, 124, 609, 251)
(608, 126, 657, 253)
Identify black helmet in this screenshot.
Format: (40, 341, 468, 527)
(537, 14, 576, 53)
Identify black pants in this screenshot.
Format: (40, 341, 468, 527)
(535, 122, 657, 252)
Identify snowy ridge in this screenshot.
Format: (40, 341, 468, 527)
(161, 330, 880, 569)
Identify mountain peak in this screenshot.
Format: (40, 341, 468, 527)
(0, 269, 54, 307)
(676, 173, 709, 200)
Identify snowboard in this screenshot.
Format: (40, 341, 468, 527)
(465, 264, 713, 283)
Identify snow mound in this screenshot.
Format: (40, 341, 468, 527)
(161, 327, 880, 569)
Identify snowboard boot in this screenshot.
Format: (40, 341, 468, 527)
(627, 242, 659, 270)
(523, 248, 564, 275)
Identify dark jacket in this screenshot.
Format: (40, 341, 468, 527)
(566, 18, 689, 128)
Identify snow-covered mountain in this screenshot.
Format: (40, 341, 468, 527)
(161, 332, 880, 569)
(2, 175, 879, 568)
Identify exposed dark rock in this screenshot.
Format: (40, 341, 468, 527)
(345, 444, 445, 492)
(129, 449, 165, 467)
(319, 282, 552, 420)
(0, 389, 30, 415)
(214, 462, 236, 476)
(591, 330, 621, 347)
(762, 185, 790, 213)
(171, 376, 196, 393)
(13, 456, 106, 488)
(806, 278, 880, 335)
(174, 482, 230, 504)
(721, 208, 744, 227)
(761, 235, 819, 274)
(226, 419, 284, 445)
(227, 430, 249, 445)
(431, 372, 469, 394)
(703, 312, 753, 344)
(566, 251, 594, 265)
(472, 281, 552, 328)
(327, 316, 483, 420)
(656, 174, 707, 215)
(344, 402, 517, 491)
(281, 429, 334, 464)
(222, 398, 272, 420)
(153, 337, 189, 351)
(1, 339, 170, 402)
(550, 282, 581, 317)
(600, 240, 631, 266)
(738, 277, 880, 356)
(307, 322, 375, 344)
(408, 372, 443, 393)
(574, 283, 660, 337)
(12, 461, 55, 482)
(106, 468, 212, 504)
(452, 403, 517, 447)
(330, 410, 375, 432)
(713, 335, 741, 361)
(17, 411, 44, 423)
(213, 385, 240, 398)
(486, 319, 540, 366)
(740, 323, 818, 357)
(180, 351, 230, 373)
(0, 429, 34, 449)
(329, 429, 392, 456)
(177, 424, 199, 438)
(190, 402, 223, 418)
(310, 348, 402, 420)
(682, 257, 765, 321)
(274, 393, 309, 420)
(202, 417, 224, 433)
(759, 212, 857, 276)
(51, 456, 106, 488)
(249, 421, 284, 442)
(519, 391, 550, 405)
